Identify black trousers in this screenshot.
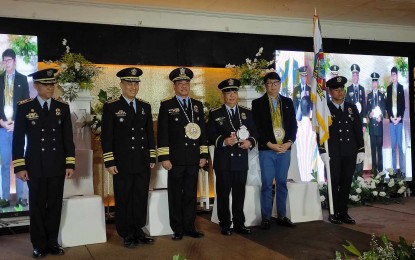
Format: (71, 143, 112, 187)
(215, 170, 247, 228)
(167, 165, 198, 233)
(370, 134, 383, 172)
(329, 156, 356, 215)
(28, 175, 65, 249)
(113, 170, 150, 238)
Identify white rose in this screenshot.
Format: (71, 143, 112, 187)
(379, 191, 386, 197)
(372, 191, 378, 196)
(370, 182, 377, 189)
(361, 182, 368, 188)
(398, 187, 406, 194)
(388, 180, 395, 187)
(320, 195, 325, 202)
(356, 188, 362, 194)
(399, 180, 404, 186)
(379, 171, 386, 176)
(62, 38, 67, 45)
(357, 176, 364, 182)
(375, 174, 381, 179)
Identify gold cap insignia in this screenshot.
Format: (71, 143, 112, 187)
(131, 68, 137, 75)
(179, 68, 186, 76)
(337, 77, 342, 82)
(228, 79, 234, 86)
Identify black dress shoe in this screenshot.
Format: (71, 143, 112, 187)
(134, 230, 154, 244)
(32, 248, 47, 259)
(328, 214, 343, 224)
(233, 226, 252, 235)
(184, 230, 204, 238)
(171, 232, 183, 240)
(276, 217, 296, 228)
(123, 235, 136, 248)
(221, 227, 232, 236)
(49, 245, 64, 255)
(261, 219, 271, 230)
(340, 214, 356, 224)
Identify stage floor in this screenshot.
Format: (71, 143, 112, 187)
(1, 197, 414, 259)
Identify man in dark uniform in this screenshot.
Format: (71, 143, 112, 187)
(12, 68, 75, 258)
(345, 64, 366, 173)
(319, 76, 365, 225)
(0, 48, 30, 208)
(252, 72, 297, 230)
(207, 78, 257, 236)
(366, 72, 386, 172)
(385, 67, 406, 175)
(157, 67, 208, 240)
(101, 67, 156, 248)
(292, 66, 312, 121)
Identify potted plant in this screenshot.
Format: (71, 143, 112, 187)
(53, 39, 101, 102)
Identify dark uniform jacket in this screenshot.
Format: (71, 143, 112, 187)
(345, 84, 366, 126)
(293, 83, 312, 117)
(367, 91, 386, 136)
(207, 105, 258, 171)
(385, 83, 405, 123)
(12, 98, 75, 177)
(0, 71, 30, 122)
(157, 97, 208, 165)
(318, 101, 365, 157)
(252, 94, 297, 151)
(101, 96, 156, 173)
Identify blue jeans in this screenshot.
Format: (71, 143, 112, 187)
(389, 123, 405, 173)
(0, 128, 25, 200)
(259, 150, 291, 219)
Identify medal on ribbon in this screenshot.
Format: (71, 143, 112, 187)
(273, 127, 285, 144)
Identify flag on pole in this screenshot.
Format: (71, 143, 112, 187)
(310, 15, 331, 145)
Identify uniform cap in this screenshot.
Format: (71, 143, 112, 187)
(218, 78, 241, 92)
(169, 67, 194, 82)
(326, 76, 347, 89)
(116, 67, 143, 82)
(28, 69, 58, 84)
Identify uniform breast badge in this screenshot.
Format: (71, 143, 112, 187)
(56, 108, 61, 116)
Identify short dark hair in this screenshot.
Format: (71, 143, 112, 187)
(263, 72, 281, 84)
(2, 49, 16, 60)
(391, 66, 398, 74)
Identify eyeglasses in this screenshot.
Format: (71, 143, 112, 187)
(3, 58, 14, 64)
(266, 81, 281, 86)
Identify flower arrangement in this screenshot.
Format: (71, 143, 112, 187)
(54, 39, 101, 101)
(225, 47, 275, 92)
(84, 87, 120, 135)
(336, 234, 415, 260)
(318, 169, 408, 207)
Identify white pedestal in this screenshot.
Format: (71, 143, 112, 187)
(145, 190, 173, 236)
(272, 182, 323, 223)
(238, 86, 263, 108)
(211, 185, 261, 227)
(59, 195, 106, 247)
(63, 149, 94, 198)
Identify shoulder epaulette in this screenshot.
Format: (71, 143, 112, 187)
(53, 97, 68, 104)
(17, 98, 32, 105)
(106, 98, 119, 104)
(137, 98, 150, 104)
(239, 105, 251, 111)
(210, 105, 221, 111)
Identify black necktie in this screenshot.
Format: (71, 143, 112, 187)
(230, 108, 235, 118)
(43, 102, 49, 116)
(183, 99, 188, 110)
(129, 101, 135, 114)
(338, 106, 342, 113)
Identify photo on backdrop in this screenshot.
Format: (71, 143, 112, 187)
(274, 50, 411, 182)
(0, 33, 37, 218)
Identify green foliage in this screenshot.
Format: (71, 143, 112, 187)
(394, 57, 408, 77)
(11, 35, 38, 64)
(336, 234, 415, 260)
(226, 47, 275, 92)
(172, 254, 187, 260)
